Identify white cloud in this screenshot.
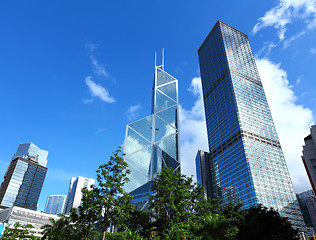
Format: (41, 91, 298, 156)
(85, 43, 114, 80)
(282, 29, 307, 48)
(256, 58, 314, 192)
(83, 98, 94, 104)
(127, 104, 142, 121)
(85, 76, 115, 103)
(253, 0, 316, 42)
(310, 48, 316, 54)
(91, 56, 111, 78)
(180, 77, 208, 180)
(296, 76, 301, 84)
(256, 42, 277, 57)
(97, 128, 107, 134)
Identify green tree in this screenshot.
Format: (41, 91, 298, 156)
(147, 167, 243, 239)
(93, 147, 135, 240)
(237, 204, 299, 240)
(192, 199, 243, 240)
(148, 167, 201, 238)
(41, 214, 76, 240)
(0, 222, 39, 240)
(42, 188, 102, 240)
(70, 187, 100, 240)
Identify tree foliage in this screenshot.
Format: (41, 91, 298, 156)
(93, 147, 135, 239)
(69, 187, 100, 240)
(236, 204, 299, 240)
(41, 214, 76, 240)
(36, 148, 300, 240)
(0, 222, 39, 240)
(144, 167, 244, 240)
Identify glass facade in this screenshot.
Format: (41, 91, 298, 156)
(196, 150, 215, 199)
(64, 176, 95, 214)
(124, 63, 180, 209)
(0, 143, 48, 210)
(198, 21, 306, 230)
(44, 195, 67, 215)
(12, 142, 48, 167)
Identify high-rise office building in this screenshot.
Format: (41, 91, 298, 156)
(196, 150, 215, 199)
(64, 176, 94, 214)
(0, 143, 48, 210)
(123, 59, 180, 209)
(44, 195, 67, 215)
(297, 190, 316, 231)
(302, 125, 316, 195)
(198, 20, 306, 230)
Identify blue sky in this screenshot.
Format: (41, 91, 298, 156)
(0, 0, 316, 211)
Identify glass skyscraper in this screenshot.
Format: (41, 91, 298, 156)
(64, 176, 95, 214)
(124, 60, 180, 209)
(44, 195, 67, 215)
(0, 143, 48, 210)
(198, 21, 306, 230)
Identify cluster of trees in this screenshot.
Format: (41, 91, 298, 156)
(0, 148, 300, 240)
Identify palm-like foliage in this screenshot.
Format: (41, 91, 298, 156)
(41, 214, 76, 240)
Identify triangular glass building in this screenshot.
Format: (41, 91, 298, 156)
(124, 61, 180, 209)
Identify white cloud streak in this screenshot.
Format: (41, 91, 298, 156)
(83, 98, 94, 104)
(253, 0, 316, 43)
(85, 76, 115, 103)
(85, 43, 113, 80)
(90, 56, 111, 78)
(256, 42, 277, 57)
(127, 104, 142, 121)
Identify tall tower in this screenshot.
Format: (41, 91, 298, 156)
(64, 176, 95, 214)
(198, 21, 306, 230)
(0, 143, 48, 210)
(124, 54, 180, 209)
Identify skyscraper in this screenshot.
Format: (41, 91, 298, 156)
(123, 58, 180, 209)
(302, 125, 316, 195)
(297, 190, 316, 231)
(0, 143, 48, 210)
(196, 150, 215, 199)
(44, 195, 67, 215)
(198, 21, 306, 230)
(64, 176, 94, 214)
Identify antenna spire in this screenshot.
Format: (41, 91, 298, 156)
(155, 52, 157, 68)
(162, 48, 164, 70)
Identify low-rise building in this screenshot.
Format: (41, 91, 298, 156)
(0, 206, 59, 237)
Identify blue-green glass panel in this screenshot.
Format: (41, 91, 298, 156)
(157, 82, 177, 101)
(149, 145, 163, 177)
(157, 71, 176, 86)
(125, 146, 152, 177)
(124, 161, 149, 193)
(154, 116, 176, 143)
(155, 90, 176, 112)
(157, 134, 177, 160)
(156, 106, 177, 128)
(125, 128, 151, 155)
(128, 116, 152, 142)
